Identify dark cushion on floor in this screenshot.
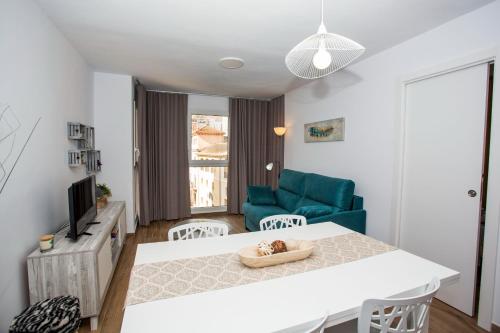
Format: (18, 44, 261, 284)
(10, 295, 81, 333)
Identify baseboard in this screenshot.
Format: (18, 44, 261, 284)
(492, 323, 500, 333)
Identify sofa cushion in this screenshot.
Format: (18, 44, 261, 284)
(247, 185, 276, 205)
(293, 205, 334, 218)
(295, 197, 331, 210)
(274, 188, 301, 212)
(278, 169, 306, 195)
(304, 173, 355, 210)
(243, 203, 289, 230)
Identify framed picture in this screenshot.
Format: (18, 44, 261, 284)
(304, 117, 345, 143)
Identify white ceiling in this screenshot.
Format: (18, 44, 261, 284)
(36, 0, 493, 99)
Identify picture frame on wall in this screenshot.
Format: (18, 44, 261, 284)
(304, 117, 345, 143)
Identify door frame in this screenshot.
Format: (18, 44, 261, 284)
(391, 48, 499, 331)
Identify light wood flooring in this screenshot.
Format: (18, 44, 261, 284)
(79, 213, 488, 333)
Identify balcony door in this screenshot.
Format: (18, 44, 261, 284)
(189, 112, 229, 213)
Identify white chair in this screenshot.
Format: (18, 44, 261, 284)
(259, 214, 307, 231)
(358, 277, 440, 333)
(304, 314, 328, 333)
(168, 222, 228, 241)
(274, 313, 327, 333)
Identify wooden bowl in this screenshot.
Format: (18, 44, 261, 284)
(239, 240, 314, 268)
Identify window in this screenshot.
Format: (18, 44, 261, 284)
(189, 114, 229, 212)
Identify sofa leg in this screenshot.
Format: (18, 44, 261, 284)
(243, 217, 251, 232)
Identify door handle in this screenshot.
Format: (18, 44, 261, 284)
(468, 190, 477, 197)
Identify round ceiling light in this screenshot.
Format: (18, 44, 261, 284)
(219, 57, 244, 69)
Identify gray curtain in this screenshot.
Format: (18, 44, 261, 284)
(137, 87, 191, 225)
(227, 95, 285, 214)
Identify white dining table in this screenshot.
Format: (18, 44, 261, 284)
(121, 222, 459, 333)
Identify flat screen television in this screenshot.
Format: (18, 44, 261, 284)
(67, 175, 97, 240)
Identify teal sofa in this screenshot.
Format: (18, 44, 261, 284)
(242, 169, 366, 233)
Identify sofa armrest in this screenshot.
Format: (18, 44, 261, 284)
(352, 195, 363, 210)
(308, 209, 367, 234)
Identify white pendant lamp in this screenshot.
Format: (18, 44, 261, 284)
(285, 0, 365, 79)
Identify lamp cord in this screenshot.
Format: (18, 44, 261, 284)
(321, 0, 324, 24)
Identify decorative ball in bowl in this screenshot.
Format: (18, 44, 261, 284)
(239, 239, 314, 268)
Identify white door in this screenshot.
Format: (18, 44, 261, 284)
(399, 63, 489, 315)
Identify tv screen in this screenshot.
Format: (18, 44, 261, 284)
(67, 175, 97, 240)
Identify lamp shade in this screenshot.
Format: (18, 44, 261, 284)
(285, 28, 365, 79)
(285, 0, 365, 80)
(265, 162, 274, 171)
(273, 127, 287, 136)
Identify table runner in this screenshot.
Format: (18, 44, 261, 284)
(126, 232, 395, 306)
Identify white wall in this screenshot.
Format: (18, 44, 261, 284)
(188, 94, 229, 115)
(285, 0, 500, 326)
(93, 72, 134, 232)
(0, 0, 93, 329)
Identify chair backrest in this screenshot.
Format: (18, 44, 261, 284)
(168, 222, 228, 241)
(259, 214, 307, 231)
(358, 277, 440, 333)
(304, 314, 328, 333)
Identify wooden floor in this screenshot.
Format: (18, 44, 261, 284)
(79, 214, 487, 333)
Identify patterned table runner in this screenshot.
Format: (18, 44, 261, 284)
(126, 232, 396, 306)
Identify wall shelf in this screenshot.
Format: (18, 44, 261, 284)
(67, 122, 101, 174)
(68, 150, 82, 167)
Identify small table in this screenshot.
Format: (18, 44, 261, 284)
(122, 222, 458, 333)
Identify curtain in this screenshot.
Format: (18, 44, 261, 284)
(227, 95, 285, 214)
(137, 87, 191, 225)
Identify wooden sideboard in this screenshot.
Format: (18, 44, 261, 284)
(27, 201, 126, 331)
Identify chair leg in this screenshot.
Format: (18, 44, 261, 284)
(90, 316, 98, 331)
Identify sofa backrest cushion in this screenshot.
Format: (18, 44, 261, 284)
(296, 197, 328, 209)
(304, 173, 355, 210)
(274, 188, 301, 212)
(278, 169, 306, 195)
(247, 185, 276, 205)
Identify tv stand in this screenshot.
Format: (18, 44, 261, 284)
(27, 201, 126, 331)
(64, 222, 102, 239)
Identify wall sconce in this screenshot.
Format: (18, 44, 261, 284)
(273, 127, 287, 136)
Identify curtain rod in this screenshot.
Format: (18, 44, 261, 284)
(144, 88, 275, 101)
(135, 76, 279, 101)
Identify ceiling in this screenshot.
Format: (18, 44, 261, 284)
(36, 0, 493, 99)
